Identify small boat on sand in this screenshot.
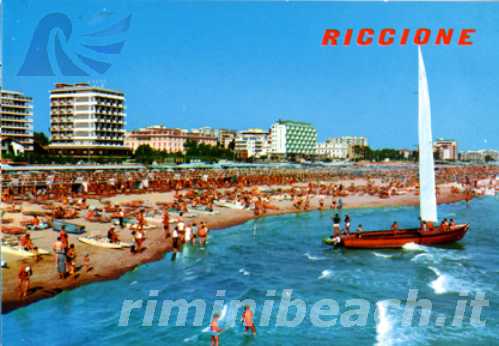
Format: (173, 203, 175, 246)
(214, 200, 246, 210)
(78, 236, 132, 249)
(1, 244, 51, 257)
(52, 220, 86, 234)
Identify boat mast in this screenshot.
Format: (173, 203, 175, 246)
(418, 47, 438, 223)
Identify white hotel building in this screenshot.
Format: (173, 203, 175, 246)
(0, 89, 34, 151)
(235, 128, 269, 158)
(48, 83, 128, 157)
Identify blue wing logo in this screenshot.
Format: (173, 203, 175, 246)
(18, 13, 132, 76)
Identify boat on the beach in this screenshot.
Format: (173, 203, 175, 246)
(1, 244, 51, 257)
(78, 236, 132, 249)
(214, 200, 247, 210)
(327, 48, 470, 249)
(52, 220, 86, 234)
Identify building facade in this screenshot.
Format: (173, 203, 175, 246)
(319, 136, 368, 160)
(0, 89, 34, 151)
(434, 139, 457, 161)
(460, 149, 498, 162)
(235, 128, 269, 159)
(125, 125, 217, 153)
(218, 128, 237, 148)
(270, 120, 317, 157)
(48, 83, 128, 157)
(316, 140, 348, 159)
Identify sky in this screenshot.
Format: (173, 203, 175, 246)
(3, 0, 499, 150)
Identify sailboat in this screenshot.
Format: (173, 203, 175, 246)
(325, 47, 470, 249)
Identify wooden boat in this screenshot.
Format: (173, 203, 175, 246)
(326, 225, 469, 249)
(52, 220, 86, 234)
(78, 236, 132, 249)
(1, 245, 50, 257)
(1, 226, 25, 235)
(328, 48, 470, 249)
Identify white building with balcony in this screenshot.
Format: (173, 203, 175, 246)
(0, 90, 34, 151)
(48, 83, 128, 157)
(235, 128, 269, 158)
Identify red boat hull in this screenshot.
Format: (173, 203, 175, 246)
(338, 224, 469, 249)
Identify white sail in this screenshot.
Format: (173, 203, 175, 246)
(418, 47, 438, 222)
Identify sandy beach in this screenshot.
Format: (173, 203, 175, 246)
(1, 175, 478, 314)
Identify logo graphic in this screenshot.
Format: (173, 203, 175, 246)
(18, 13, 131, 76)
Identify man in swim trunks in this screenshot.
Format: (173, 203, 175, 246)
(332, 213, 341, 237)
(241, 305, 257, 335)
(210, 313, 223, 346)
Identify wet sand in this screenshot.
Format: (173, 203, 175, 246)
(1, 181, 472, 313)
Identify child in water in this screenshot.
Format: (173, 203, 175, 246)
(210, 313, 223, 346)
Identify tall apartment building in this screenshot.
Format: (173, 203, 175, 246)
(270, 120, 317, 157)
(125, 125, 217, 153)
(48, 83, 128, 157)
(0, 89, 34, 151)
(434, 138, 457, 161)
(235, 128, 269, 159)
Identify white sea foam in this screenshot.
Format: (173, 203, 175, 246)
(373, 252, 393, 259)
(318, 269, 333, 280)
(411, 253, 434, 263)
(375, 300, 395, 346)
(402, 242, 427, 252)
(428, 266, 456, 295)
(304, 252, 325, 261)
(239, 268, 250, 276)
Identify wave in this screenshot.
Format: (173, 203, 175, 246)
(402, 242, 427, 252)
(411, 253, 434, 263)
(239, 268, 250, 276)
(304, 252, 326, 261)
(372, 252, 393, 259)
(428, 266, 461, 295)
(318, 269, 333, 280)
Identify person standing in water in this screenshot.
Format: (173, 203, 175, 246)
(344, 214, 351, 234)
(210, 313, 223, 346)
(241, 305, 257, 336)
(332, 213, 341, 237)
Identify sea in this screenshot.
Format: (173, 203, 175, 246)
(3, 196, 498, 346)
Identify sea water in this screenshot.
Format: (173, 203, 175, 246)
(4, 197, 499, 345)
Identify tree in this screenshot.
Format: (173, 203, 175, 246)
(484, 155, 495, 162)
(134, 144, 155, 164)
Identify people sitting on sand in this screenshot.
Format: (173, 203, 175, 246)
(20, 233, 34, 251)
(107, 227, 120, 243)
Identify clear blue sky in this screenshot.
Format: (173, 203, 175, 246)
(4, 0, 499, 150)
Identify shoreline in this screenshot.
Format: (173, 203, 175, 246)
(1, 186, 471, 314)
